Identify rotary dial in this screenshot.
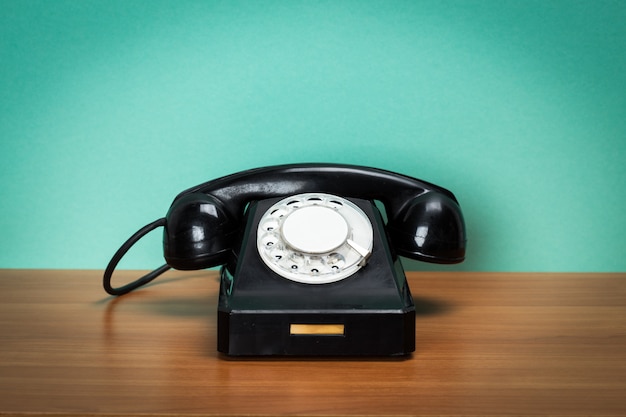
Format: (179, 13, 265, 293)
(256, 193, 373, 284)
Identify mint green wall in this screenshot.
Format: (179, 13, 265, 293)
(1, 1, 625, 271)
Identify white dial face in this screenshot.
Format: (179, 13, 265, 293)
(256, 193, 373, 284)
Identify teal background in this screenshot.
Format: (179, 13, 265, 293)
(1, 0, 625, 272)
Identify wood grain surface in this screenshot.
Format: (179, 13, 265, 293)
(1, 269, 625, 416)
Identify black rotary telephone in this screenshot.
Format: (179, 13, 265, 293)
(103, 163, 466, 356)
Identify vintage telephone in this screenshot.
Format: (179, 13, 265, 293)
(103, 163, 466, 356)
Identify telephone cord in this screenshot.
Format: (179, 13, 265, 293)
(102, 218, 171, 296)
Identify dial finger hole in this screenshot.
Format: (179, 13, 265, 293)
(327, 199, 344, 209)
(290, 252, 305, 265)
(260, 219, 279, 232)
(285, 199, 302, 208)
(270, 249, 286, 262)
(307, 256, 325, 274)
(270, 208, 289, 218)
(260, 233, 278, 249)
(326, 252, 346, 271)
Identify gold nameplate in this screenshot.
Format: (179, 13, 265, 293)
(290, 324, 345, 335)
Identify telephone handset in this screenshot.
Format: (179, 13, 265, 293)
(103, 163, 466, 356)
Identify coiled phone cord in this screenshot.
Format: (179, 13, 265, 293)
(103, 218, 171, 296)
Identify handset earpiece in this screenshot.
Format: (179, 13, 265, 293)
(386, 191, 466, 264)
(103, 193, 237, 296)
(163, 193, 238, 270)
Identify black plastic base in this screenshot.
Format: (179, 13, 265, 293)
(217, 196, 416, 356)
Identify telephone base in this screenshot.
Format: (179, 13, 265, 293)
(216, 196, 417, 357)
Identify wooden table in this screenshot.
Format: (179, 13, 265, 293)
(1, 269, 625, 416)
